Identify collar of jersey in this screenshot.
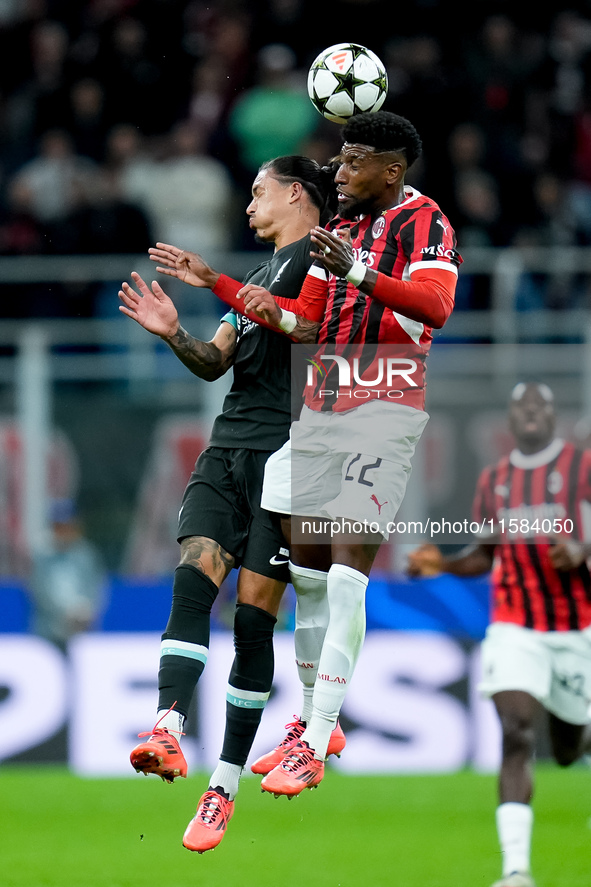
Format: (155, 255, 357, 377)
(510, 437, 564, 469)
(385, 186, 422, 214)
(359, 187, 423, 221)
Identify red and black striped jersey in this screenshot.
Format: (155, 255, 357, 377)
(304, 187, 462, 413)
(473, 439, 591, 631)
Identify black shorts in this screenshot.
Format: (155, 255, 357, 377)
(177, 446, 290, 583)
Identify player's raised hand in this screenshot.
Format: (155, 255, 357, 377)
(406, 543, 444, 577)
(238, 284, 282, 327)
(119, 271, 179, 339)
(310, 226, 355, 278)
(148, 242, 220, 290)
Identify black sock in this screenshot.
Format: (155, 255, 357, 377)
(158, 564, 218, 717)
(220, 603, 277, 766)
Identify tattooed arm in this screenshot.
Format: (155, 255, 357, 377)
(166, 320, 237, 381)
(215, 281, 322, 344)
(288, 317, 321, 344)
(238, 287, 320, 343)
(119, 271, 237, 381)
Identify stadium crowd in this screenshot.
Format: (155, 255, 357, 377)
(2, 1, 591, 317)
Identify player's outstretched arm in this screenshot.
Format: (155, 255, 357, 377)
(167, 320, 236, 381)
(240, 284, 321, 343)
(310, 226, 456, 329)
(119, 272, 236, 381)
(119, 271, 179, 338)
(149, 242, 220, 290)
(212, 270, 326, 342)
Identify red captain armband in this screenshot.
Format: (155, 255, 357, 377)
(212, 273, 278, 332)
(370, 266, 457, 329)
(274, 273, 327, 323)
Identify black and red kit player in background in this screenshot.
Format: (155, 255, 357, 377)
(211, 112, 462, 800)
(408, 382, 591, 887)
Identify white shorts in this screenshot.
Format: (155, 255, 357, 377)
(479, 621, 591, 725)
(261, 401, 429, 537)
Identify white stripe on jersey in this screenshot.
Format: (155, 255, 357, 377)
(307, 263, 328, 280)
(392, 311, 424, 344)
(409, 259, 459, 275)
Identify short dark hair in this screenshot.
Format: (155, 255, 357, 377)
(342, 112, 423, 168)
(260, 155, 339, 221)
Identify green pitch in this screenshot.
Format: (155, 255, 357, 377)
(3, 764, 589, 887)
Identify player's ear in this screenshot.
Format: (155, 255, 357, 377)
(290, 180, 304, 202)
(385, 160, 403, 184)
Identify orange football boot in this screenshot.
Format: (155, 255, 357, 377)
(183, 790, 235, 853)
(260, 740, 324, 797)
(251, 718, 346, 774)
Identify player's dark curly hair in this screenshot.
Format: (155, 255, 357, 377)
(342, 112, 423, 168)
(261, 155, 339, 223)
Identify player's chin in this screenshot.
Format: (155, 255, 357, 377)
(253, 229, 274, 244)
(338, 199, 362, 221)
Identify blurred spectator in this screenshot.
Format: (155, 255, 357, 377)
(228, 43, 319, 182)
(528, 10, 591, 176)
(11, 127, 99, 224)
(186, 57, 234, 139)
(515, 171, 591, 253)
(449, 167, 508, 312)
(512, 172, 591, 312)
(103, 121, 153, 182)
(28, 498, 107, 650)
(462, 13, 545, 211)
(437, 121, 488, 224)
(0, 143, 151, 318)
(49, 167, 152, 254)
(0, 176, 50, 254)
(452, 169, 506, 248)
(515, 172, 577, 248)
(449, 122, 487, 175)
(97, 15, 185, 136)
(383, 34, 463, 190)
(250, 0, 307, 54)
(122, 120, 234, 252)
(0, 175, 56, 318)
(65, 77, 110, 162)
(181, 3, 253, 91)
(463, 14, 541, 134)
(9, 19, 72, 153)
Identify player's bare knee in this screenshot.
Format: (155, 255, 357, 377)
(237, 570, 285, 616)
(501, 716, 536, 759)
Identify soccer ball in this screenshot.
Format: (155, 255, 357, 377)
(307, 43, 388, 124)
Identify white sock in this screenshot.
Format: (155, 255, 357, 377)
(289, 561, 329, 724)
(496, 802, 533, 876)
(155, 708, 185, 737)
(301, 563, 368, 759)
(301, 686, 314, 725)
(209, 761, 243, 800)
